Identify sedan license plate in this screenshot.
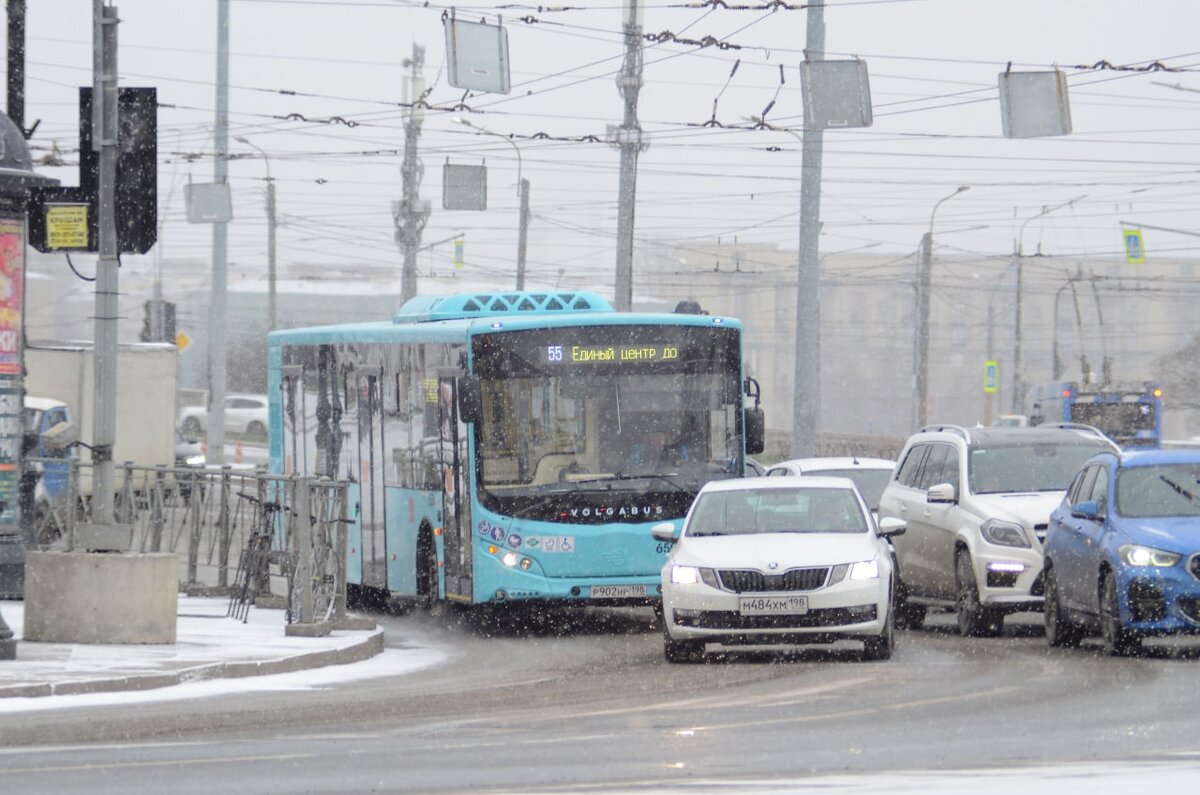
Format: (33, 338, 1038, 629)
(739, 595, 809, 615)
(590, 585, 647, 599)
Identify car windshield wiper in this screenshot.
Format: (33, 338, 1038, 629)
(1159, 475, 1200, 508)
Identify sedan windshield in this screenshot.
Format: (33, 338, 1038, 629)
(687, 487, 868, 536)
(970, 443, 1105, 494)
(1117, 463, 1200, 518)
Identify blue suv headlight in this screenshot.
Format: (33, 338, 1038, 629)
(1119, 544, 1180, 568)
(981, 519, 1030, 548)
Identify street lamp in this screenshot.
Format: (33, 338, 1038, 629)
(454, 118, 530, 290)
(1011, 194, 1086, 412)
(234, 136, 278, 331)
(914, 185, 969, 429)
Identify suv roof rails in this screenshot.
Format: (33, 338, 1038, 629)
(1044, 422, 1120, 449)
(918, 424, 972, 443)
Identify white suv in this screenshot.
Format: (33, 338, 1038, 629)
(877, 424, 1116, 636)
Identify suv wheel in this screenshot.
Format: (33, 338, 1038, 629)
(1044, 565, 1084, 648)
(1100, 572, 1140, 657)
(955, 549, 1003, 637)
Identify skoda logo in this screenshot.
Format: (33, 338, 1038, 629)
(767, 561, 779, 570)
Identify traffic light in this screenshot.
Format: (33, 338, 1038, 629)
(27, 87, 157, 254)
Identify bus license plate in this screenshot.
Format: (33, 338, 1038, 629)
(591, 585, 647, 599)
(739, 595, 809, 615)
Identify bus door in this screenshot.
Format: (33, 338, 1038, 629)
(356, 366, 387, 590)
(280, 365, 307, 475)
(438, 371, 472, 602)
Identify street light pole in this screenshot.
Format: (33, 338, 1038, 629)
(1011, 194, 1086, 413)
(456, 118, 529, 290)
(914, 185, 969, 429)
(234, 136, 277, 331)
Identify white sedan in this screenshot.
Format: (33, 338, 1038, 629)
(178, 394, 269, 437)
(764, 456, 896, 516)
(653, 476, 905, 663)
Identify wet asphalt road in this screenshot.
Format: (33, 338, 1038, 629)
(5, 605, 1200, 793)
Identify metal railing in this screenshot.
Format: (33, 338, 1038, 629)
(23, 459, 349, 628)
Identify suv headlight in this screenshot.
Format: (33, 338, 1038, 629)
(980, 519, 1031, 548)
(1119, 544, 1180, 568)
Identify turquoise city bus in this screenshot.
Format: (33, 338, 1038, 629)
(267, 291, 765, 609)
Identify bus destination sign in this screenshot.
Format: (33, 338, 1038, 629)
(547, 344, 680, 364)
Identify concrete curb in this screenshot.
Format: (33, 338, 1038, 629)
(0, 629, 385, 700)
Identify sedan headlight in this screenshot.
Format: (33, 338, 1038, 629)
(1119, 544, 1180, 568)
(671, 565, 702, 584)
(980, 519, 1030, 548)
(669, 565, 719, 587)
(848, 560, 880, 580)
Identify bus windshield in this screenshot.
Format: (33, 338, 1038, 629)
(472, 325, 744, 521)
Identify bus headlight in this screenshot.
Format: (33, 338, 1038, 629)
(502, 551, 518, 567)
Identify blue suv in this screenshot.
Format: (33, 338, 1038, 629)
(1043, 449, 1200, 655)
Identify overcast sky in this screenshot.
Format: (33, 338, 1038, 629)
(14, 0, 1200, 298)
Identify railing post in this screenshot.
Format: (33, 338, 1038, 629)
(150, 466, 166, 552)
(293, 476, 313, 623)
(65, 457, 79, 552)
(187, 471, 202, 587)
(118, 461, 136, 526)
(217, 466, 232, 588)
(333, 481, 348, 623)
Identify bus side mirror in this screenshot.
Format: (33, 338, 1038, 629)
(744, 407, 765, 455)
(458, 376, 481, 424)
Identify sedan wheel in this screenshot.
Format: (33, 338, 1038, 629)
(663, 623, 705, 664)
(862, 604, 895, 661)
(1100, 572, 1141, 657)
(1044, 566, 1084, 648)
(955, 550, 1003, 637)
(181, 417, 202, 437)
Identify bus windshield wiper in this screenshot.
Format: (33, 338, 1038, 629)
(581, 472, 689, 492)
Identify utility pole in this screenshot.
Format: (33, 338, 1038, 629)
(234, 136, 276, 330)
(516, 177, 529, 290)
(90, 0, 119, 524)
(6, 0, 32, 138)
(206, 0, 229, 466)
(613, 0, 645, 311)
(792, 0, 824, 457)
(397, 44, 428, 305)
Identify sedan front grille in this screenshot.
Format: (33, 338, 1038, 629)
(674, 604, 877, 630)
(716, 567, 830, 593)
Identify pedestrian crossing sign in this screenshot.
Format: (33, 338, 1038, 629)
(1123, 228, 1145, 264)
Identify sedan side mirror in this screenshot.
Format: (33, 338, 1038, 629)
(650, 521, 678, 543)
(877, 516, 906, 537)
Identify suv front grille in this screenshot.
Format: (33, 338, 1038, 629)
(1189, 554, 1200, 582)
(716, 567, 830, 593)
